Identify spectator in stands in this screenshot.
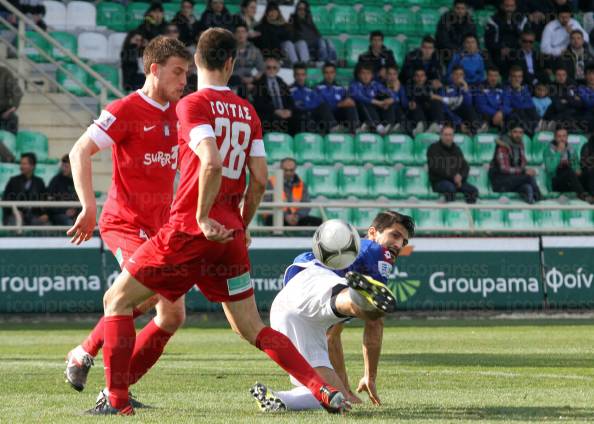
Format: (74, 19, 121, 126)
(253, 55, 294, 133)
(506, 66, 539, 134)
(2, 152, 49, 225)
(172, 0, 200, 47)
(427, 124, 478, 203)
(544, 127, 591, 201)
(544, 67, 583, 132)
(0, 65, 23, 134)
(349, 63, 396, 135)
(20, 0, 46, 31)
(231, 23, 264, 98)
(512, 29, 549, 86)
(406, 68, 445, 135)
(436, 0, 477, 56)
(199, 0, 235, 33)
(446, 34, 486, 86)
(581, 135, 594, 195)
(533, 83, 553, 123)
(254, 1, 300, 64)
(385, 65, 408, 134)
(137, 3, 167, 41)
(578, 65, 594, 133)
(164, 23, 180, 40)
(485, 0, 528, 77)
(558, 30, 594, 85)
(47, 154, 79, 226)
(356, 31, 397, 82)
(265, 157, 322, 227)
(290, 63, 338, 134)
(234, 0, 260, 43)
(120, 30, 145, 91)
(476, 67, 511, 132)
(436, 65, 484, 135)
(519, 0, 574, 39)
(289, 1, 336, 63)
(316, 62, 360, 133)
(401, 36, 442, 87)
(489, 121, 541, 203)
(541, 4, 589, 58)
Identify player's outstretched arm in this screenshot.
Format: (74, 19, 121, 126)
(327, 323, 362, 404)
(67, 133, 100, 245)
(357, 318, 384, 405)
(242, 156, 268, 228)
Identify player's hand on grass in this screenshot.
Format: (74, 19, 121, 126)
(67, 207, 96, 245)
(198, 217, 235, 243)
(356, 376, 381, 405)
(346, 390, 363, 404)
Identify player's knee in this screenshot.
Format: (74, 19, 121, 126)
(103, 288, 134, 315)
(158, 307, 185, 332)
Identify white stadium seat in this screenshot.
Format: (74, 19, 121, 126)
(78, 32, 108, 62)
(107, 32, 127, 63)
(42, 0, 66, 31)
(66, 1, 97, 31)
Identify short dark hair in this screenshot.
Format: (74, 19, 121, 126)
(441, 122, 455, 132)
(21, 152, 37, 167)
(322, 61, 336, 71)
(356, 63, 374, 74)
(557, 4, 572, 14)
(509, 65, 523, 74)
(386, 64, 399, 72)
(280, 157, 296, 167)
(61, 154, 69, 163)
(370, 210, 415, 240)
(369, 30, 384, 40)
(293, 62, 307, 72)
(421, 35, 435, 45)
(451, 65, 464, 73)
(521, 29, 535, 38)
(570, 29, 583, 38)
(586, 64, 594, 74)
(235, 22, 248, 31)
(146, 2, 164, 14)
(454, 0, 467, 6)
(413, 67, 426, 75)
(554, 125, 568, 134)
(463, 33, 477, 42)
(196, 27, 237, 71)
(487, 66, 500, 74)
(143, 35, 191, 74)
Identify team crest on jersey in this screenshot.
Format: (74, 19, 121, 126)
(95, 110, 116, 131)
(377, 261, 393, 279)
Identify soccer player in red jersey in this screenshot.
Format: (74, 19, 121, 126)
(64, 37, 192, 402)
(89, 28, 350, 415)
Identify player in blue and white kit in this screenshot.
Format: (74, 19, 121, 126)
(251, 210, 415, 412)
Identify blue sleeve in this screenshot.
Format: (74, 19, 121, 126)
(502, 90, 512, 116)
(446, 53, 459, 83)
(400, 87, 409, 109)
(311, 90, 323, 109)
(476, 91, 495, 116)
(340, 240, 392, 284)
(349, 82, 372, 104)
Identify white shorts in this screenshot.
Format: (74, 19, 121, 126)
(270, 265, 348, 386)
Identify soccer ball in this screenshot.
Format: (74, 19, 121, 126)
(312, 219, 361, 270)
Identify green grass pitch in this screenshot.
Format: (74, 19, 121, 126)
(1, 319, 593, 423)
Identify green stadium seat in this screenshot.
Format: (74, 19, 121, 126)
(534, 167, 552, 197)
(163, 2, 179, 21)
(466, 166, 492, 198)
(384, 133, 415, 165)
(418, 9, 440, 36)
(534, 206, 565, 230)
(263, 132, 293, 164)
(306, 67, 323, 87)
(23, 31, 50, 63)
(505, 208, 536, 230)
(399, 166, 430, 198)
(368, 166, 401, 199)
(16, 131, 48, 162)
(306, 166, 340, 198)
(473, 133, 498, 164)
(127, 2, 149, 30)
(414, 208, 443, 229)
(444, 208, 471, 230)
(49, 32, 77, 62)
(531, 131, 553, 165)
(344, 37, 368, 67)
(568, 134, 587, 157)
(383, 38, 407, 67)
(356, 132, 384, 164)
(563, 204, 593, 228)
(335, 67, 354, 86)
(390, 8, 417, 36)
(414, 132, 439, 164)
(323, 206, 351, 221)
(90, 64, 120, 96)
(312, 5, 331, 34)
(56, 63, 89, 97)
(352, 207, 382, 227)
(226, 4, 240, 14)
(359, 6, 388, 33)
(453, 133, 474, 163)
(330, 6, 359, 35)
(474, 10, 492, 38)
(0, 163, 19, 193)
(327, 36, 345, 62)
(293, 132, 325, 164)
(325, 133, 356, 164)
(193, 2, 205, 17)
(339, 165, 369, 198)
(96, 2, 127, 31)
(472, 208, 506, 231)
(0, 130, 17, 157)
(35, 163, 58, 186)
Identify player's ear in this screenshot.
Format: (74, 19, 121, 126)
(150, 62, 160, 78)
(367, 226, 376, 240)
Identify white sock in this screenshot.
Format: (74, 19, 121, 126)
(72, 345, 91, 361)
(276, 386, 322, 411)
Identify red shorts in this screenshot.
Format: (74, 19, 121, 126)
(100, 222, 150, 268)
(125, 223, 253, 303)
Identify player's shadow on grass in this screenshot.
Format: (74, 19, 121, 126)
(376, 353, 594, 369)
(349, 405, 594, 421)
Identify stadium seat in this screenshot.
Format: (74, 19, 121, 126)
(97, 2, 127, 32)
(306, 67, 323, 87)
(534, 205, 565, 230)
(16, 131, 48, 162)
(324, 133, 356, 164)
(413, 208, 443, 229)
(443, 208, 471, 230)
(356, 132, 384, 164)
(127, 2, 150, 30)
(305, 166, 340, 198)
(323, 206, 351, 222)
(351, 207, 382, 227)
(107, 32, 127, 63)
(414, 132, 439, 164)
(49, 31, 77, 63)
(383, 38, 407, 67)
(90, 64, 120, 96)
(453, 133, 474, 163)
(78, 32, 109, 62)
(534, 167, 551, 197)
(56, 63, 89, 97)
(263, 132, 293, 163)
(42, 0, 67, 30)
(472, 208, 506, 231)
(0, 130, 16, 157)
(293, 132, 325, 164)
(505, 208, 536, 230)
(23, 31, 50, 63)
(568, 134, 587, 157)
(564, 206, 593, 228)
(530, 131, 553, 165)
(0, 163, 19, 193)
(311, 5, 331, 34)
(163, 2, 179, 21)
(227, 4, 240, 15)
(35, 163, 58, 185)
(339, 165, 369, 197)
(335, 67, 354, 86)
(473, 133, 498, 164)
(359, 6, 388, 33)
(384, 133, 415, 165)
(418, 9, 441, 36)
(390, 8, 417, 36)
(193, 3, 206, 19)
(368, 166, 400, 199)
(474, 10, 492, 38)
(66, 1, 96, 30)
(466, 166, 494, 198)
(344, 37, 368, 67)
(399, 166, 430, 198)
(329, 5, 358, 35)
(327, 36, 345, 62)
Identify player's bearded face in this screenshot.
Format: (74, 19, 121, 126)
(156, 57, 190, 102)
(370, 224, 409, 259)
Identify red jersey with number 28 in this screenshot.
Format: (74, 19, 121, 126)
(169, 85, 266, 235)
(87, 90, 179, 236)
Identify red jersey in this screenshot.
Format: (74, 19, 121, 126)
(87, 90, 179, 236)
(169, 85, 265, 235)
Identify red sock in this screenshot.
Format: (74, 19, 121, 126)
(81, 308, 143, 357)
(255, 327, 328, 404)
(128, 319, 173, 385)
(103, 315, 135, 410)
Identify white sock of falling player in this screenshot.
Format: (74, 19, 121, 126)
(276, 386, 322, 410)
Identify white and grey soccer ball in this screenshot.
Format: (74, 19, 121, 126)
(312, 219, 361, 270)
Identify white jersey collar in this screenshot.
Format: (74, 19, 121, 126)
(199, 84, 231, 91)
(136, 89, 170, 111)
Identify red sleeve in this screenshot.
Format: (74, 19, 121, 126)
(176, 96, 214, 153)
(87, 99, 129, 149)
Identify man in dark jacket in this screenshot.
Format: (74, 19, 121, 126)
(136, 3, 168, 41)
(406, 68, 445, 135)
(253, 56, 295, 134)
(512, 29, 549, 85)
(356, 31, 397, 82)
(489, 121, 541, 203)
(172, 0, 200, 46)
(435, 0, 477, 57)
(427, 124, 478, 203)
(544, 66, 583, 132)
(47, 154, 79, 226)
(557, 30, 594, 85)
(0, 65, 23, 134)
(401, 36, 442, 87)
(2, 152, 49, 225)
(581, 134, 594, 196)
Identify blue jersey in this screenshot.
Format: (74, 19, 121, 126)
(283, 238, 395, 285)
